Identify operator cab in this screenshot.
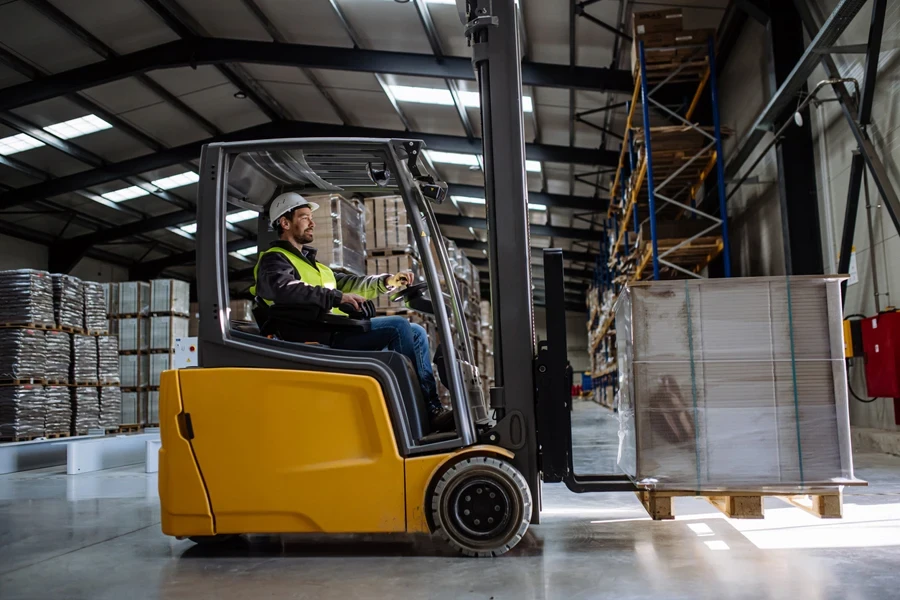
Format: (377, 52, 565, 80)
(196, 138, 488, 452)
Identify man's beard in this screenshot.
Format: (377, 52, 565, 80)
(293, 229, 314, 245)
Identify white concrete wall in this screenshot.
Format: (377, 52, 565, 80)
(0, 233, 128, 282)
(534, 306, 591, 374)
(807, 0, 900, 429)
(0, 233, 48, 270)
(718, 1, 899, 429)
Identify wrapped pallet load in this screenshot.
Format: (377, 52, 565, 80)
(0, 270, 55, 327)
(0, 328, 47, 382)
(0, 385, 45, 439)
(97, 336, 120, 385)
(307, 195, 366, 276)
(44, 331, 71, 383)
(150, 279, 190, 316)
(51, 273, 84, 331)
(83, 281, 108, 335)
(615, 276, 859, 492)
(117, 281, 150, 316)
(99, 386, 122, 430)
(72, 334, 98, 384)
(73, 387, 100, 433)
(150, 316, 190, 350)
(44, 385, 72, 435)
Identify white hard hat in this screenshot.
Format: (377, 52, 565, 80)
(268, 192, 320, 227)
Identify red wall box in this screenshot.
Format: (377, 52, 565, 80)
(861, 311, 900, 400)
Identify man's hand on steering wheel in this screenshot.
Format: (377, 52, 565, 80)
(386, 270, 415, 288)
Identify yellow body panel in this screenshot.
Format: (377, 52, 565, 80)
(158, 371, 215, 537)
(404, 446, 515, 533)
(171, 368, 406, 534)
(843, 319, 854, 357)
(159, 367, 513, 539)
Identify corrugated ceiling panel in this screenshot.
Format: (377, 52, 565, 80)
(145, 65, 230, 98)
(308, 69, 381, 92)
(4, 146, 89, 179)
(171, 81, 270, 133)
(429, 2, 469, 58)
(113, 102, 210, 147)
(0, 2, 101, 74)
(45, 0, 180, 54)
(81, 77, 170, 115)
(0, 62, 29, 89)
(253, 0, 352, 47)
(176, 0, 270, 41)
(329, 89, 405, 130)
(338, 0, 431, 53)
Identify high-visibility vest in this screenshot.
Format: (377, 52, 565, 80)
(250, 246, 345, 316)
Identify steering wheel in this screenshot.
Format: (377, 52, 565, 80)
(389, 281, 429, 304)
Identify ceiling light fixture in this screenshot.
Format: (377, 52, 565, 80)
(234, 91, 248, 99)
(451, 195, 547, 211)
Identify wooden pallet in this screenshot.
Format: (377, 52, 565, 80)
(115, 424, 143, 433)
(59, 325, 86, 334)
(45, 379, 68, 386)
(0, 378, 47, 386)
(0, 431, 72, 443)
(71, 381, 102, 387)
(0, 322, 56, 330)
(148, 311, 190, 318)
(118, 349, 144, 355)
(367, 246, 416, 257)
(637, 489, 844, 520)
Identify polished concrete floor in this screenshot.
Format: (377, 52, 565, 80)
(2, 400, 900, 600)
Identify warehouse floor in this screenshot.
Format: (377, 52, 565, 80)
(2, 401, 900, 600)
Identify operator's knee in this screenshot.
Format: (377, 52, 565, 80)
(410, 323, 427, 341)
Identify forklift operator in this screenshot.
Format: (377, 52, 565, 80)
(251, 192, 455, 433)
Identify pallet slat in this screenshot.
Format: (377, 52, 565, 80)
(637, 489, 844, 520)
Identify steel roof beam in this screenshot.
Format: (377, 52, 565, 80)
(0, 38, 634, 113)
(435, 213, 600, 241)
(25, 0, 221, 136)
(0, 120, 615, 211)
(447, 183, 605, 211)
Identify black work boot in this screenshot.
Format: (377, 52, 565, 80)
(429, 407, 456, 433)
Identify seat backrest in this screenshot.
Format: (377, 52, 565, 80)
(221, 329, 432, 444)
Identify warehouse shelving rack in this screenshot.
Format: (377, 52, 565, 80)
(587, 30, 733, 408)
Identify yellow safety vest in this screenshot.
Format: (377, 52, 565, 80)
(250, 246, 345, 316)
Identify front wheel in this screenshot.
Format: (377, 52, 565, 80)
(431, 456, 532, 557)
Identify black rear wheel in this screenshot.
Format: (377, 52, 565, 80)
(431, 456, 531, 557)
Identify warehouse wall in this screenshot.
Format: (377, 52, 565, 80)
(534, 307, 591, 373)
(718, 1, 900, 430)
(0, 233, 48, 270)
(0, 233, 128, 283)
(808, 0, 900, 430)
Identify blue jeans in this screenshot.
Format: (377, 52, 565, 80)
(330, 316, 441, 413)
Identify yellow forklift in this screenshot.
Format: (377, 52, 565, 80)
(158, 0, 631, 556)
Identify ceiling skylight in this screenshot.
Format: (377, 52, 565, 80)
(43, 114, 112, 140)
(100, 171, 199, 203)
(389, 85, 533, 112)
(0, 133, 45, 156)
(452, 195, 547, 211)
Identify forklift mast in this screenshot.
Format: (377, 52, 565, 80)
(459, 0, 542, 518)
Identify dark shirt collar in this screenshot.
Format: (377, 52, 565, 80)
(270, 240, 318, 263)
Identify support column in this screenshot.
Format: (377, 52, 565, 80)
(767, 3, 824, 275)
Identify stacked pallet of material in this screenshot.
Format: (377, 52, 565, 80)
(303, 194, 366, 276)
(51, 274, 85, 332)
(102, 282, 119, 334)
(44, 331, 71, 384)
(72, 334, 99, 385)
(0, 329, 46, 383)
(630, 9, 714, 79)
(72, 387, 100, 434)
(99, 386, 121, 430)
(0, 385, 45, 439)
(120, 389, 142, 426)
(117, 282, 150, 317)
(43, 385, 72, 435)
(119, 354, 150, 388)
(150, 279, 190, 316)
(0, 270, 55, 327)
(616, 276, 857, 492)
(365, 196, 411, 252)
(83, 281, 109, 335)
(97, 336, 120, 385)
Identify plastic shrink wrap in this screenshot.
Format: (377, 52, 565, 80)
(615, 276, 859, 492)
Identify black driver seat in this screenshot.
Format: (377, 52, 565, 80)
(240, 301, 434, 442)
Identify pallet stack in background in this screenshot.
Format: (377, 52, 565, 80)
(362, 196, 491, 406)
(0, 269, 120, 441)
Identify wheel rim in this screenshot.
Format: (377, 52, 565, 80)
(439, 468, 522, 551)
(448, 478, 512, 540)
